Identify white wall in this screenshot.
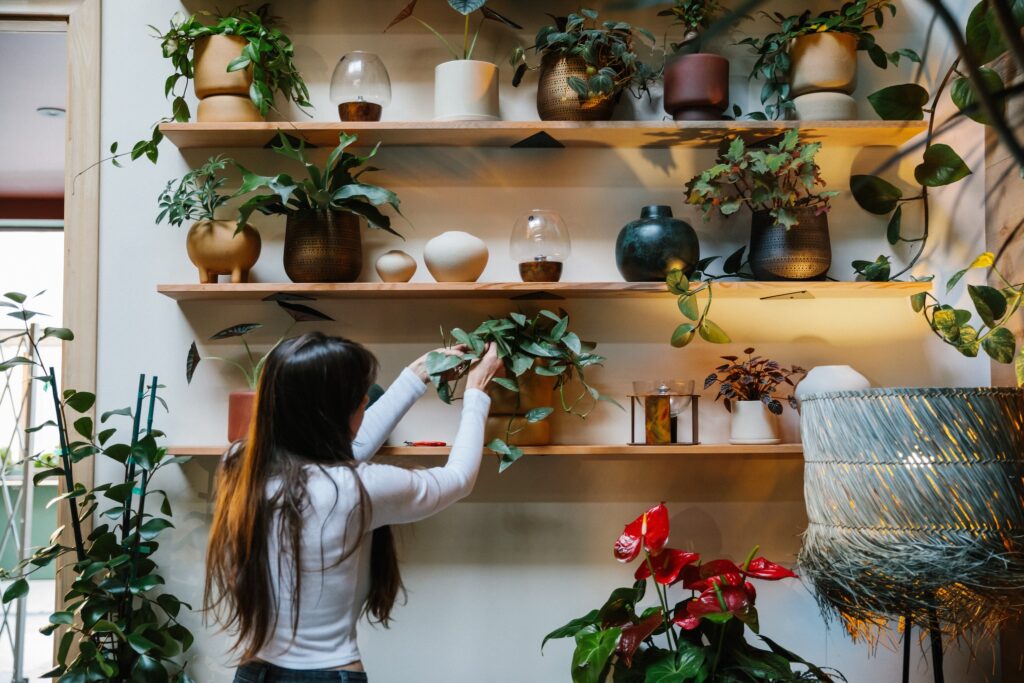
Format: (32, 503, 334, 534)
(96, 1, 995, 681)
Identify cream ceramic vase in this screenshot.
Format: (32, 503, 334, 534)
(795, 365, 870, 403)
(434, 60, 500, 121)
(729, 401, 780, 445)
(375, 250, 417, 282)
(423, 231, 489, 282)
(186, 219, 261, 283)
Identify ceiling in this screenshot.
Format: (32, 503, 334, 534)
(0, 30, 66, 197)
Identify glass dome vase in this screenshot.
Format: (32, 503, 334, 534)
(510, 210, 571, 282)
(330, 52, 391, 121)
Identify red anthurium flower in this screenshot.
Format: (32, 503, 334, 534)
(614, 502, 670, 562)
(680, 558, 744, 591)
(744, 556, 797, 580)
(634, 549, 700, 585)
(673, 583, 756, 630)
(616, 612, 664, 667)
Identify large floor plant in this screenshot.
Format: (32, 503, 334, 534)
(0, 292, 194, 682)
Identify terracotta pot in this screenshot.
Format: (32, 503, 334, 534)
(194, 35, 252, 98)
(434, 60, 500, 121)
(789, 32, 858, 97)
(284, 211, 362, 283)
(228, 390, 256, 442)
(186, 219, 261, 284)
(537, 53, 619, 121)
(196, 95, 263, 123)
(485, 416, 551, 447)
(792, 91, 858, 121)
(663, 53, 730, 121)
(488, 370, 557, 414)
(749, 209, 831, 281)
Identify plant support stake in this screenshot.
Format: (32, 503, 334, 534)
(48, 367, 85, 562)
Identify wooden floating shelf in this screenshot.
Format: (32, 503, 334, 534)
(156, 281, 931, 302)
(169, 444, 804, 459)
(159, 120, 926, 151)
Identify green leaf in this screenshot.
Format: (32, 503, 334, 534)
(671, 323, 697, 348)
(491, 377, 519, 392)
(73, 416, 93, 440)
(65, 391, 96, 413)
(41, 327, 74, 341)
(131, 654, 168, 683)
(965, 0, 1024, 65)
(723, 246, 746, 274)
(911, 291, 928, 313)
(678, 294, 700, 321)
(525, 407, 554, 423)
(644, 641, 707, 682)
(571, 628, 621, 683)
(951, 67, 1005, 125)
(968, 284, 1008, 327)
(915, 144, 972, 187)
(49, 610, 73, 625)
(128, 633, 159, 655)
(982, 327, 1016, 363)
(850, 175, 903, 215)
(0, 356, 34, 372)
(2, 578, 28, 603)
(886, 205, 903, 244)
(3, 292, 27, 303)
(1014, 347, 1024, 387)
(698, 319, 731, 344)
(542, 609, 600, 651)
(867, 83, 929, 120)
(666, 270, 689, 295)
(139, 518, 174, 540)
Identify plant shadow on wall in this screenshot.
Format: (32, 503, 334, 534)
(0, 293, 195, 682)
(544, 503, 844, 682)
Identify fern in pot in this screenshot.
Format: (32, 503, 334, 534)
(685, 129, 837, 281)
(235, 131, 404, 283)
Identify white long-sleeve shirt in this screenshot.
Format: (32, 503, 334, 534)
(255, 368, 491, 669)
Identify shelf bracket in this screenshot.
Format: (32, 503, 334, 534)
(510, 291, 565, 301)
(263, 292, 317, 302)
(264, 132, 317, 150)
(760, 290, 814, 300)
(511, 131, 564, 149)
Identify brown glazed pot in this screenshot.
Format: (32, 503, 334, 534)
(537, 53, 619, 121)
(283, 211, 362, 283)
(749, 208, 831, 281)
(663, 53, 730, 121)
(194, 35, 252, 98)
(186, 219, 261, 283)
(227, 390, 256, 442)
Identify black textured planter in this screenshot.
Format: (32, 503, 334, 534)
(615, 205, 700, 282)
(749, 209, 831, 281)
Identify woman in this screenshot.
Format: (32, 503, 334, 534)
(204, 332, 502, 682)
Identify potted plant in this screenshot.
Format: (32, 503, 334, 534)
(511, 9, 658, 121)
(185, 300, 333, 442)
(154, 4, 311, 123)
(385, 0, 521, 121)
(660, 0, 733, 121)
(426, 309, 617, 470)
(157, 155, 261, 284)
(235, 131, 404, 283)
(704, 347, 804, 444)
(685, 129, 838, 280)
(545, 502, 843, 681)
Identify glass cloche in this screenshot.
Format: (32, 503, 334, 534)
(330, 52, 392, 121)
(509, 210, 572, 282)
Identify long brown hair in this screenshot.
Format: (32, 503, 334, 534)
(204, 333, 404, 663)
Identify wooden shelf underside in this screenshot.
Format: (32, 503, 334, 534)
(157, 281, 931, 302)
(159, 120, 926, 150)
(170, 444, 804, 458)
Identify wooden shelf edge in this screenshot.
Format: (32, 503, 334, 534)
(169, 444, 804, 458)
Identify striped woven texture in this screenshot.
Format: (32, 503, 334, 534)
(798, 388, 1024, 639)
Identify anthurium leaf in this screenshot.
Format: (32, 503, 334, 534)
(570, 628, 620, 683)
(867, 83, 929, 120)
(968, 284, 1008, 327)
(914, 144, 972, 187)
(951, 67, 1005, 125)
(542, 610, 599, 651)
(982, 327, 1016, 363)
(850, 175, 903, 215)
(644, 641, 707, 683)
(210, 323, 262, 340)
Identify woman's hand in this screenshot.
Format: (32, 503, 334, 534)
(466, 343, 503, 392)
(409, 345, 467, 383)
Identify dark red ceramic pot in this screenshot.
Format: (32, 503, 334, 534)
(663, 53, 730, 121)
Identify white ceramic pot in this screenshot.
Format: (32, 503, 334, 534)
(793, 92, 858, 121)
(789, 32, 858, 97)
(423, 231, 489, 282)
(795, 365, 870, 402)
(729, 401, 780, 445)
(375, 250, 417, 282)
(434, 60, 500, 121)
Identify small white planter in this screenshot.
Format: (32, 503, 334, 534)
(795, 365, 871, 402)
(729, 401, 780, 445)
(434, 60, 500, 121)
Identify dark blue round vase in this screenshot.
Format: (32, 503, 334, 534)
(615, 205, 700, 282)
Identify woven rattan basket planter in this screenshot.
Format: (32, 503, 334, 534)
(798, 387, 1024, 638)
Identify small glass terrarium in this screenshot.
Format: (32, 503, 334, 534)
(510, 210, 571, 282)
(330, 52, 392, 121)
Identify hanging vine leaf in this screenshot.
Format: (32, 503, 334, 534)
(850, 175, 903, 214)
(982, 327, 1016, 363)
(210, 323, 262, 340)
(965, 0, 1024, 65)
(886, 205, 903, 245)
(671, 323, 697, 348)
(914, 144, 972, 187)
(185, 342, 201, 384)
(867, 83, 929, 120)
(968, 284, 1008, 328)
(951, 67, 1005, 126)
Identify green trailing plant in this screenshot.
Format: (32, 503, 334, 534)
(848, 0, 1024, 382)
(156, 155, 233, 227)
(186, 300, 333, 391)
(703, 347, 804, 414)
(660, 0, 730, 54)
(426, 309, 617, 471)
(234, 131, 404, 238)
(0, 292, 195, 682)
(104, 5, 310, 167)
(511, 9, 659, 107)
(384, 0, 521, 60)
(740, 1, 920, 119)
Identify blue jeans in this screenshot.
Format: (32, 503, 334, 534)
(234, 662, 369, 683)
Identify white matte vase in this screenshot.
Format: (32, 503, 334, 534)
(795, 365, 870, 402)
(434, 60, 500, 121)
(729, 401, 780, 445)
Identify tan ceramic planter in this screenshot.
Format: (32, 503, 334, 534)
(486, 416, 552, 447)
(196, 95, 263, 122)
(789, 32, 858, 97)
(228, 390, 256, 442)
(487, 370, 557, 414)
(186, 219, 261, 283)
(194, 35, 252, 98)
(793, 91, 858, 120)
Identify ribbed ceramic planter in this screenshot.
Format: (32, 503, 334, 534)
(434, 60, 500, 121)
(789, 32, 858, 97)
(283, 211, 362, 283)
(185, 219, 261, 284)
(537, 53, 618, 121)
(749, 209, 831, 281)
(615, 205, 701, 281)
(663, 53, 730, 121)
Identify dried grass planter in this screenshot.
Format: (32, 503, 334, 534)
(798, 387, 1024, 642)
